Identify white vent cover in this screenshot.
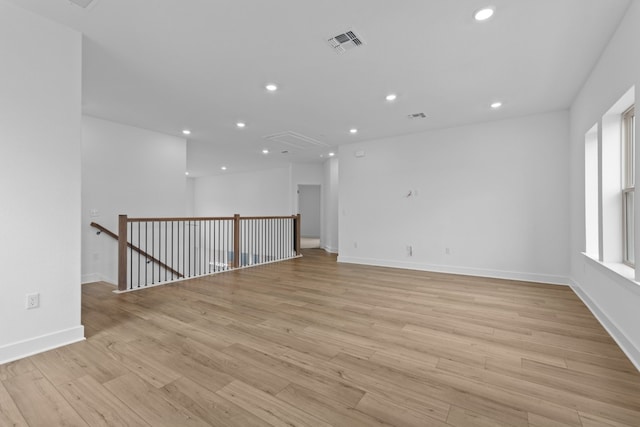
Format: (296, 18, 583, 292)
(68, 0, 98, 8)
(264, 131, 329, 150)
(327, 30, 365, 54)
(407, 112, 427, 119)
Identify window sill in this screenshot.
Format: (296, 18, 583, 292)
(581, 252, 640, 295)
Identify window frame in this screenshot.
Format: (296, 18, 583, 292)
(622, 105, 635, 267)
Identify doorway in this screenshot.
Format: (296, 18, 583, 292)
(298, 184, 321, 249)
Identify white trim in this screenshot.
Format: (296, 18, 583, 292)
(0, 326, 85, 365)
(322, 245, 338, 254)
(570, 278, 640, 372)
(81, 273, 100, 284)
(337, 256, 569, 286)
(81, 273, 115, 285)
(582, 253, 640, 296)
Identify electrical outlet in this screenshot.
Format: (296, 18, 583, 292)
(26, 293, 39, 309)
(353, 242, 358, 249)
(445, 247, 451, 255)
(407, 245, 413, 256)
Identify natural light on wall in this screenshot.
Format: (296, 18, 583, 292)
(622, 105, 635, 267)
(585, 86, 635, 279)
(584, 124, 599, 257)
(602, 101, 623, 263)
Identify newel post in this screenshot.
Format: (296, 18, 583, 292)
(233, 214, 240, 269)
(117, 214, 128, 291)
(294, 213, 301, 255)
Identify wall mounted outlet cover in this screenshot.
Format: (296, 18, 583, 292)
(26, 293, 40, 309)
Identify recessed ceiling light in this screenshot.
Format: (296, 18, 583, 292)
(350, 128, 358, 134)
(182, 129, 191, 135)
(474, 7, 494, 21)
(221, 166, 227, 171)
(385, 94, 397, 101)
(236, 122, 246, 128)
(262, 149, 269, 154)
(185, 171, 189, 176)
(265, 84, 278, 91)
(328, 152, 336, 157)
(490, 101, 503, 109)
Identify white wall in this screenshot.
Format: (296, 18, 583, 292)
(322, 158, 339, 252)
(82, 116, 187, 284)
(186, 177, 196, 216)
(291, 163, 323, 215)
(194, 167, 291, 216)
(569, 1, 640, 369)
(0, 2, 84, 363)
(291, 163, 325, 244)
(194, 164, 335, 250)
(298, 185, 321, 237)
(338, 111, 570, 284)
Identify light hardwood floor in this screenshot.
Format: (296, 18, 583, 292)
(1, 249, 639, 426)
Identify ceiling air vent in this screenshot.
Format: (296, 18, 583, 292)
(407, 113, 427, 119)
(264, 131, 329, 150)
(327, 30, 365, 54)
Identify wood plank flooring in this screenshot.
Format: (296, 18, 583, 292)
(2, 249, 639, 426)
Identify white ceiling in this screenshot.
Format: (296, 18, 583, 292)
(8, 0, 631, 176)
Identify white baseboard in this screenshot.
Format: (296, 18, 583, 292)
(322, 245, 338, 254)
(337, 256, 569, 286)
(570, 279, 640, 372)
(81, 273, 115, 285)
(81, 273, 101, 284)
(0, 325, 85, 365)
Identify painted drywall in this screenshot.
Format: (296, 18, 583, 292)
(338, 111, 570, 285)
(194, 167, 292, 216)
(569, 0, 640, 369)
(0, 1, 84, 363)
(298, 185, 321, 237)
(194, 163, 332, 248)
(322, 158, 339, 252)
(82, 116, 187, 284)
(291, 163, 323, 214)
(186, 177, 196, 216)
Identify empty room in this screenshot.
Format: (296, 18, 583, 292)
(1, 0, 640, 426)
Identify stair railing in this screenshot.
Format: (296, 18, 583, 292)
(108, 214, 301, 291)
(90, 222, 183, 279)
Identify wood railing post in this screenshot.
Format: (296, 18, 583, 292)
(233, 214, 240, 269)
(118, 214, 128, 291)
(294, 213, 301, 255)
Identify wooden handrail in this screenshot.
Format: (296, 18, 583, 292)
(238, 215, 299, 221)
(90, 221, 184, 281)
(110, 213, 302, 291)
(90, 222, 118, 240)
(126, 216, 235, 223)
(124, 215, 297, 222)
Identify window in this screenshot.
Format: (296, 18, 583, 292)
(583, 87, 635, 278)
(622, 105, 635, 266)
(584, 125, 599, 256)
